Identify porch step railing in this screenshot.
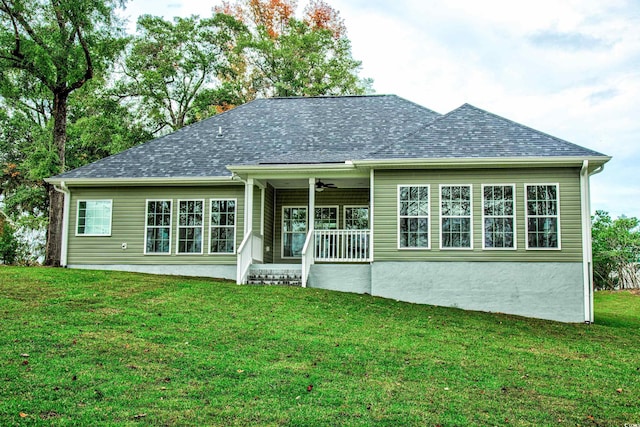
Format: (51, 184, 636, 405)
(301, 230, 315, 288)
(237, 231, 263, 284)
(314, 229, 371, 262)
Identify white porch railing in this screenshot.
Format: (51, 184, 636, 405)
(301, 229, 315, 288)
(252, 233, 264, 263)
(314, 229, 371, 262)
(236, 231, 263, 284)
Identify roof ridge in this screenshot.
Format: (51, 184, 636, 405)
(266, 94, 388, 100)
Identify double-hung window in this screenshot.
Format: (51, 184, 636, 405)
(440, 185, 472, 249)
(344, 206, 369, 230)
(177, 200, 204, 254)
(210, 199, 236, 254)
(398, 185, 430, 249)
(344, 206, 370, 260)
(482, 185, 515, 249)
(76, 200, 112, 236)
(145, 200, 172, 254)
(525, 184, 560, 249)
(314, 206, 338, 259)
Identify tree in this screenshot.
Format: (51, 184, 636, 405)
(118, 13, 247, 134)
(0, 0, 128, 266)
(216, 0, 372, 98)
(591, 210, 640, 290)
(65, 77, 153, 170)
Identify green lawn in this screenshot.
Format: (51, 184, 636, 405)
(0, 267, 638, 426)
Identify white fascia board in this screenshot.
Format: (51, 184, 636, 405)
(227, 162, 367, 180)
(44, 176, 239, 187)
(351, 156, 611, 170)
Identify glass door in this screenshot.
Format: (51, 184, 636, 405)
(282, 206, 307, 258)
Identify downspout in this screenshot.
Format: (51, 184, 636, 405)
(369, 169, 374, 263)
(580, 161, 592, 323)
(53, 181, 70, 267)
(584, 163, 605, 323)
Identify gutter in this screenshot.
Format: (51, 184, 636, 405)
(351, 156, 612, 170)
(44, 176, 238, 187)
(53, 181, 70, 267)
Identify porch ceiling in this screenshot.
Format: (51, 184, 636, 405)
(268, 177, 369, 189)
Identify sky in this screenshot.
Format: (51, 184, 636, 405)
(121, 0, 640, 218)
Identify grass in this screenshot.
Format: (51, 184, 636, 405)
(0, 267, 638, 426)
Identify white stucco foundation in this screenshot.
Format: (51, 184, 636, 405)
(371, 261, 585, 322)
(68, 264, 237, 281)
(308, 264, 371, 294)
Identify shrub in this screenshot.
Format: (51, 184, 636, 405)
(591, 210, 640, 290)
(0, 221, 18, 265)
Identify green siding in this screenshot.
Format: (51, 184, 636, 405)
(252, 185, 262, 235)
(273, 188, 370, 263)
(373, 168, 583, 262)
(67, 185, 245, 265)
(263, 184, 275, 263)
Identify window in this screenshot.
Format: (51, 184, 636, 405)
(482, 185, 515, 249)
(525, 184, 560, 249)
(145, 200, 172, 254)
(398, 185, 430, 249)
(76, 200, 112, 236)
(314, 206, 338, 259)
(282, 207, 307, 258)
(314, 207, 338, 230)
(344, 206, 369, 230)
(440, 185, 472, 249)
(344, 206, 370, 259)
(210, 199, 236, 254)
(177, 200, 204, 254)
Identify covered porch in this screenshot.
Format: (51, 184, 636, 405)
(236, 173, 372, 286)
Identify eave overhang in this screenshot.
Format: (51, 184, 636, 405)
(44, 176, 239, 187)
(45, 155, 611, 186)
(351, 156, 611, 173)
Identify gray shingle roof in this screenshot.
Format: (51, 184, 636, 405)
(369, 103, 605, 159)
(54, 95, 607, 180)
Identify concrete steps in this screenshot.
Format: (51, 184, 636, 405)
(246, 264, 302, 286)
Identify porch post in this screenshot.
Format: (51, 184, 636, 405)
(245, 178, 254, 236)
(308, 177, 315, 234)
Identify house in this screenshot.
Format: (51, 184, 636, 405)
(45, 95, 610, 323)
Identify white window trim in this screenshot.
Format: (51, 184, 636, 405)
(439, 184, 473, 250)
(176, 199, 205, 255)
(208, 198, 237, 255)
(397, 184, 431, 250)
(524, 183, 561, 251)
(281, 205, 308, 259)
(314, 205, 339, 229)
(481, 184, 517, 251)
(75, 199, 113, 237)
(143, 199, 173, 255)
(343, 205, 370, 230)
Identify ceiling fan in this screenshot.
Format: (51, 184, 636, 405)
(315, 179, 337, 192)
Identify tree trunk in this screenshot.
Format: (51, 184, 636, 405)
(44, 91, 68, 266)
(45, 184, 64, 266)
